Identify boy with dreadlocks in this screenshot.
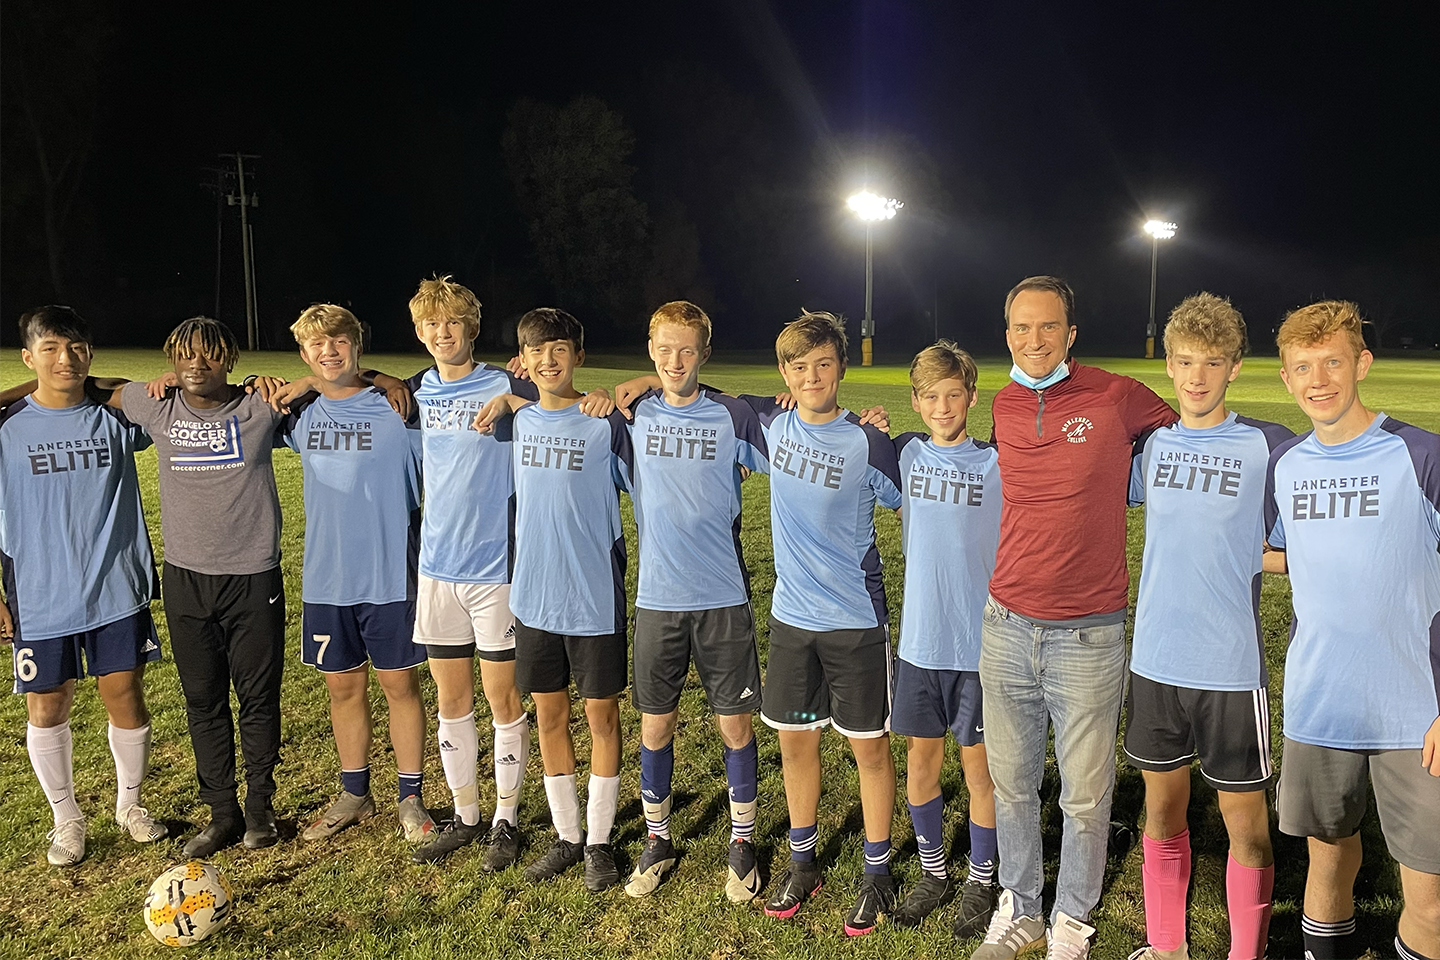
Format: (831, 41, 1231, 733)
(101, 317, 292, 856)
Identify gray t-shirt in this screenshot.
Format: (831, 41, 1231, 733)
(120, 382, 285, 575)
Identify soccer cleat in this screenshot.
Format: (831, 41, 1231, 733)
(480, 820, 521, 872)
(523, 836, 586, 881)
(117, 804, 168, 843)
(244, 808, 279, 849)
(411, 818, 485, 864)
(893, 872, 957, 927)
(725, 839, 763, 902)
(1127, 946, 1189, 960)
(46, 817, 87, 866)
(843, 872, 896, 936)
(624, 834, 677, 897)
(969, 889, 1046, 959)
(1045, 912, 1096, 960)
(584, 843, 621, 892)
(763, 860, 823, 919)
(303, 790, 376, 842)
(953, 878, 1000, 940)
(397, 796, 435, 843)
(183, 818, 244, 858)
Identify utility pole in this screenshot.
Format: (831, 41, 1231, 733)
(221, 153, 261, 349)
(199, 168, 226, 319)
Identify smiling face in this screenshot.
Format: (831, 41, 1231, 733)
(21, 332, 92, 403)
(1005, 289, 1076, 381)
(522, 337, 583, 401)
(299, 333, 361, 386)
(911, 376, 976, 445)
(414, 314, 474, 368)
(1280, 333, 1374, 437)
(649, 322, 710, 402)
(1165, 338, 1241, 428)
(778, 343, 844, 420)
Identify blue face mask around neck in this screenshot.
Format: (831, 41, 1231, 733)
(1009, 360, 1070, 391)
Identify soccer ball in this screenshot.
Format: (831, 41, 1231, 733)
(143, 860, 235, 946)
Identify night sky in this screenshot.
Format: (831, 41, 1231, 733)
(3, 0, 1437, 357)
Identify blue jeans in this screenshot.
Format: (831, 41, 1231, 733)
(978, 596, 1128, 923)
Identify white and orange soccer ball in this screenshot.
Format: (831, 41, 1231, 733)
(143, 860, 235, 946)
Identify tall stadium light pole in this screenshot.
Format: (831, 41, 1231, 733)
(1143, 219, 1177, 359)
(846, 191, 902, 366)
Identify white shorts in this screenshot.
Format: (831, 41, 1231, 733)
(414, 576, 515, 659)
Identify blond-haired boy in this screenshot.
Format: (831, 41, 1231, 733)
(889, 341, 1003, 936)
(277, 304, 431, 844)
(1265, 301, 1440, 960)
(1124, 293, 1292, 960)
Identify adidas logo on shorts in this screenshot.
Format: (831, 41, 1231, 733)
(741, 687, 753, 698)
(504, 624, 516, 639)
(143, 638, 159, 653)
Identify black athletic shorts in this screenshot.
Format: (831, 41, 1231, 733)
(890, 660, 984, 745)
(514, 619, 627, 699)
(760, 616, 891, 739)
(631, 603, 762, 716)
(1123, 672, 1274, 791)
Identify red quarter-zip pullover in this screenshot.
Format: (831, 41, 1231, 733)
(989, 361, 1178, 620)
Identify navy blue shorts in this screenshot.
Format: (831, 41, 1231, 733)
(890, 659, 985, 746)
(302, 601, 424, 673)
(10, 608, 161, 694)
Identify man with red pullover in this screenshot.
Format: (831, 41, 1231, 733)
(970, 276, 1178, 960)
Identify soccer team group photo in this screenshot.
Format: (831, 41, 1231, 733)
(2, 271, 1437, 959)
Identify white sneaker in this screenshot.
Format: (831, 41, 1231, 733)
(118, 804, 168, 842)
(970, 889, 1047, 960)
(1046, 912, 1096, 960)
(47, 817, 87, 866)
(1127, 945, 1189, 960)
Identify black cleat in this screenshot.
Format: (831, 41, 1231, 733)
(182, 818, 244, 858)
(243, 809, 279, 850)
(843, 872, 896, 936)
(951, 878, 999, 940)
(524, 836, 586, 881)
(480, 820, 521, 872)
(725, 839, 763, 902)
(411, 818, 485, 865)
(893, 872, 957, 927)
(764, 860, 823, 919)
(584, 842, 621, 892)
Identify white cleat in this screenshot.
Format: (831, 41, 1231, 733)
(47, 817, 87, 867)
(118, 805, 168, 842)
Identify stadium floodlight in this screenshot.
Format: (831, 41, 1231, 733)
(1143, 219, 1178, 358)
(847, 191, 903, 366)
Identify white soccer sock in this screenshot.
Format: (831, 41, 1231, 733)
(586, 773, 621, 847)
(544, 773, 582, 843)
(492, 714, 529, 827)
(28, 722, 83, 824)
(108, 722, 152, 816)
(437, 712, 480, 826)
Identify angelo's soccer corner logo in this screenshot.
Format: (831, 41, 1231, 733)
(1062, 416, 1094, 443)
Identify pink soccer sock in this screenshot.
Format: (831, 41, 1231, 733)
(1225, 855, 1274, 960)
(1142, 829, 1192, 952)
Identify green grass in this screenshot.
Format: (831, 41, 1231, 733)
(2, 349, 1438, 960)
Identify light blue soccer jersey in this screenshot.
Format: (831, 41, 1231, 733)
(895, 434, 1001, 671)
(409, 364, 538, 584)
(0, 397, 156, 640)
(745, 399, 902, 631)
(1130, 413, 1294, 690)
(510, 404, 634, 636)
(628, 388, 768, 612)
(1265, 415, 1440, 750)
(282, 389, 422, 606)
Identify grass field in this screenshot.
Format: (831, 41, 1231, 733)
(2, 347, 1438, 960)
